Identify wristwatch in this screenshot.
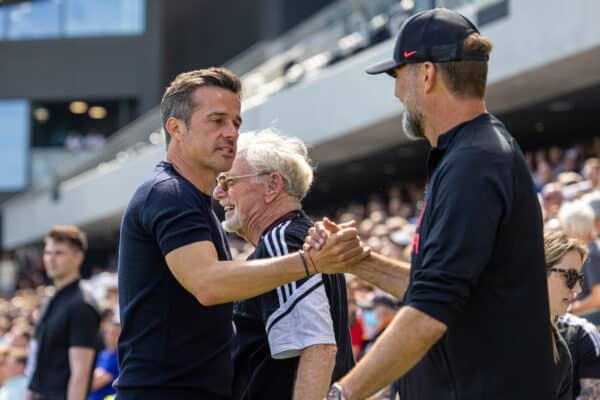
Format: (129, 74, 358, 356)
(326, 382, 347, 400)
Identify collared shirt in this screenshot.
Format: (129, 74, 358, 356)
(397, 113, 555, 399)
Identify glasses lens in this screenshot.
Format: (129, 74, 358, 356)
(565, 270, 583, 289)
(217, 175, 228, 191)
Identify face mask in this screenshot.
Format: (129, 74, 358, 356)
(362, 309, 379, 328)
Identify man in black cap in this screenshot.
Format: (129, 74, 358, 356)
(311, 8, 556, 400)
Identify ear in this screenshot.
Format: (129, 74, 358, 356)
(264, 173, 284, 203)
(165, 117, 185, 143)
(422, 62, 437, 94)
(74, 249, 85, 268)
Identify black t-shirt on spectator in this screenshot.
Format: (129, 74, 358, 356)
(29, 279, 100, 398)
(397, 114, 555, 399)
(117, 161, 233, 400)
(558, 313, 600, 399)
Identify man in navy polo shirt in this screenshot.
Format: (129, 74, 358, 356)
(116, 68, 366, 400)
(309, 9, 555, 400)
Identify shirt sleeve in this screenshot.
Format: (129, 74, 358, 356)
(68, 301, 100, 348)
(260, 220, 336, 359)
(407, 148, 512, 327)
(143, 179, 213, 256)
(575, 321, 600, 378)
(583, 245, 600, 289)
(97, 352, 119, 378)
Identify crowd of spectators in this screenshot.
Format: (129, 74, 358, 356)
(2, 141, 600, 399)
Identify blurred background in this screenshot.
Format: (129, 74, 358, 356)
(0, 0, 600, 396)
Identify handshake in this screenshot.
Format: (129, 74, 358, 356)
(302, 218, 371, 275)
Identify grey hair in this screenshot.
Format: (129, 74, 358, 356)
(559, 200, 595, 236)
(237, 129, 314, 200)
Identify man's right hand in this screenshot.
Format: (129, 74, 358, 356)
(305, 218, 370, 274)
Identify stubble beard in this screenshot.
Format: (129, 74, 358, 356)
(402, 100, 426, 141)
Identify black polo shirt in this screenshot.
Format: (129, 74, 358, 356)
(29, 279, 100, 398)
(117, 161, 234, 400)
(397, 113, 555, 399)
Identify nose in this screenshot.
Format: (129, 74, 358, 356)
(573, 280, 583, 296)
(213, 181, 225, 200)
(224, 120, 239, 139)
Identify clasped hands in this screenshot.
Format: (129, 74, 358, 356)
(303, 218, 371, 274)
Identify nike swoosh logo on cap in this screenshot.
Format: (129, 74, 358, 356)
(404, 50, 417, 58)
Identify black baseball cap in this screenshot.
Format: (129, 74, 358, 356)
(366, 8, 488, 76)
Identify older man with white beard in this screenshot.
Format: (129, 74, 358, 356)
(212, 129, 354, 400)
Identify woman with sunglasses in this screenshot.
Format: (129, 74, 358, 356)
(544, 230, 600, 400)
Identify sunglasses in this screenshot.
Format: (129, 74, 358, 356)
(215, 172, 267, 192)
(549, 267, 584, 290)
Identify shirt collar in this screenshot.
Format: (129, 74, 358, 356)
(428, 113, 489, 175)
(55, 278, 80, 296)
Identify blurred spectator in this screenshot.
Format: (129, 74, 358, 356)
(559, 202, 600, 316)
(361, 296, 398, 355)
(366, 194, 386, 215)
(583, 158, 600, 190)
(582, 191, 600, 235)
(550, 146, 566, 175)
(543, 182, 564, 221)
(0, 348, 28, 400)
(89, 318, 120, 400)
(7, 326, 31, 350)
(387, 183, 404, 216)
(99, 307, 116, 337)
(361, 296, 399, 400)
(0, 346, 8, 385)
(0, 253, 18, 297)
(346, 279, 365, 361)
(558, 171, 584, 187)
(535, 161, 556, 192)
(564, 148, 581, 173)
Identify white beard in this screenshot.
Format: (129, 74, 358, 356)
(222, 211, 243, 234)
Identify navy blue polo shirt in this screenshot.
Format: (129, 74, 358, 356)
(117, 161, 233, 400)
(397, 114, 555, 399)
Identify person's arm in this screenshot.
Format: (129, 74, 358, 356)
(571, 285, 600, 314)
(305, 219, 410, 298)
(292, 344, 337, 400)
(579, 378, 600, 399)
(336, 306, 446, 400)
(343, 252, 410, 299)
(67, 347, 95, 400)
(165, 227, 367, 305)
(91, 366, 115, 391)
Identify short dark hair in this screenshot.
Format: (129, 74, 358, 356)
(45, 225, 87, 252)
(435, 33, 493, 98)
(160, 67, 242, 148)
